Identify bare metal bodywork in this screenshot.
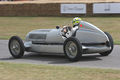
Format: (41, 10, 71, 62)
(24, 21, 111, 54)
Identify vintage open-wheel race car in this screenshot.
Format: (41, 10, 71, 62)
(8, 20, 114, 61)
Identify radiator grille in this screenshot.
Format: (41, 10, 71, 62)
(29, 34, 47, 39)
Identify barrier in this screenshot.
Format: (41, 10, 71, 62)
(0, 2, 119, 16)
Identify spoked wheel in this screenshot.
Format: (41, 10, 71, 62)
(65, 41, 78, 58)
(8, 36, 25, 58)
(64, 37, 83, 61)
(99, 32, 114, 56)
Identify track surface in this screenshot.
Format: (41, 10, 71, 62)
(0, 40, 120, 69)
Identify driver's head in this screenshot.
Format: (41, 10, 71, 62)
(72, 17, 82, 27)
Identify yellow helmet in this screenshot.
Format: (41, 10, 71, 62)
(72, 17, 82, 26)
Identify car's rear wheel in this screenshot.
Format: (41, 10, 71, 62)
(64, 37, 83, 61)
(8, 36, 25, 58)
(99, 32, 114, 56)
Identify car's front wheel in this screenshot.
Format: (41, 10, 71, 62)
(64, 37, 83, 61)
(99, 32, 114, 56)
(8, 36, 25, 58)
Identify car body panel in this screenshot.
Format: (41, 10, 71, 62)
(75, 21, 108, 43)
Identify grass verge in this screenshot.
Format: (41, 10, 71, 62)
(114, 41, 120, 45)
(0, 17, 120, 44)
(0, 62, 120, 80)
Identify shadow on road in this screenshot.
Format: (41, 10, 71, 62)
(0, 52, 103, 64)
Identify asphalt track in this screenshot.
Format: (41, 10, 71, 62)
(0, 40, 120, 69)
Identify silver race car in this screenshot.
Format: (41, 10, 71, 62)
(8, 20, 114, 61)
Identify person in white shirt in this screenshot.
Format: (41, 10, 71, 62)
(61, 17, 82, 39)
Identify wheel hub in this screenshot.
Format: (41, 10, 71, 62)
(65, 41, 78, 58)
(10, 40, 20, 55)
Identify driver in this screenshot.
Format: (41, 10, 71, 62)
(61, 17, 82, 38)
(72, 17, 82, 31)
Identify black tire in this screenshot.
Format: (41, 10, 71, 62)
(99, 32, 114, 56)
(64, 37, 83, 61)
(8, 36, 25, 58)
